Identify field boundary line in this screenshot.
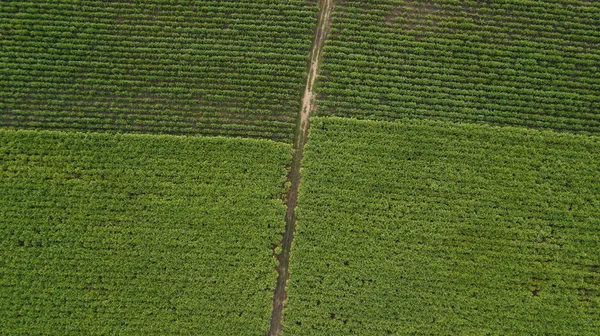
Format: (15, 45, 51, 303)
(268, 0, 334, 335)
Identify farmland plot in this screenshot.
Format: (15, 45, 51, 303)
(316, 0, 600, 133)
(0, 129, 290, 335)
(284, 117, 600, 335)
(0, 0, 318, 142)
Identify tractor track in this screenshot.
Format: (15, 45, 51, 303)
(267, 0, 334, 335)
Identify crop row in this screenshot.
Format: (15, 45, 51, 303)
(316, 0, 600, 133)
(0, 128, 291, 335)
(285, 117, 600, 335)
(0, 0, 318, 142)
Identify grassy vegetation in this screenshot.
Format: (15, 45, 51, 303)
(0, 0, 317, 142)
(0, 129, 291, 335)
(285, 117, 600, 335)
(316, 0, 600, 133)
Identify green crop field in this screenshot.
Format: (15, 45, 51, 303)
(0, 0, 317, 142)
(285, 117, 600, 335)
(2, 0, 600, 334)
(316, 0, 600, 133)
(0, 129, 290, 335)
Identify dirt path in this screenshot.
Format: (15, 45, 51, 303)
(267, 0, 333, 335)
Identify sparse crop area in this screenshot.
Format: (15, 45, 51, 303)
(0, 129, 290, 335)
(0, 0, 317, 142)
(285, 117, 600, 335)
(316, 0, 600, 133)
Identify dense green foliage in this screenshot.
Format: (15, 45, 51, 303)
(285, 117, 600, 335)
(0, 129, 290, 335)
(316, 0, 600, 133)
(0, 0, 317, 142)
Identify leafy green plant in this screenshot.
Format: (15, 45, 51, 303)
(0, 0, 318, 142)
(315, 0, 600, 134)
(285, 117, 600, 335)
(0, 129, 291, 335)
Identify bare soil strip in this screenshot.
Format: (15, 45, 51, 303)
(268, 0, 334, 335)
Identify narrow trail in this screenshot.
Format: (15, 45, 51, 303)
(268, 0, 333, 335)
